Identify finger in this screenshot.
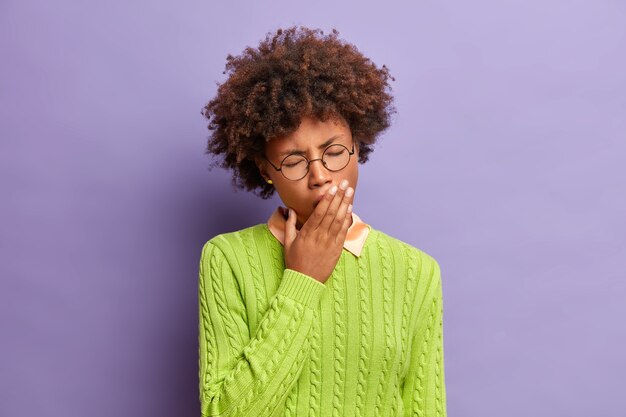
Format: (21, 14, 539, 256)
(302, 184, 338, 232)
(335, 203, 353, 245)
(320, 180, 354, 233)
(328, 186, 354, 237)
(284, 208, 298, 247)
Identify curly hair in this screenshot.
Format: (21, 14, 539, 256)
(202, 26, 396, 199)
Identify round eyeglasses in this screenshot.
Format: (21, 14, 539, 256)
(263, 141, 355, 181)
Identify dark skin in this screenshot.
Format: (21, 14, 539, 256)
(255, 115, 359, 283)
(282, 179, 354, 284)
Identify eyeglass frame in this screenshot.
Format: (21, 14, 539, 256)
(262, 140, 356, 181)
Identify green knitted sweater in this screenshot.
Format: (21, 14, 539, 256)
(198, 223, 447, 417)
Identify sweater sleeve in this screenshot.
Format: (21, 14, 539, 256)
(198, 240, 326, 417)
(402, 257, 447, 417)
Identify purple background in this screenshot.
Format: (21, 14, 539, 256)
(2, 0, 625, 416)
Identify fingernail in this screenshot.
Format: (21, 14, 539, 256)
(329, 185, 338, 195)
(345, 187, 354, 197)
(347, 204, 353, 212)
(339, 179, 348, 190)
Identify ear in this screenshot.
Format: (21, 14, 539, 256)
(254, 156, 270, 182)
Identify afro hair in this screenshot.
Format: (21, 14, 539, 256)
(202, 25, 396, 199)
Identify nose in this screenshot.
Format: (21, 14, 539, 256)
(307, 158, 332, 188)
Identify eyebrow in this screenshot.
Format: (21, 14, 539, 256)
(278, 135, 344, 157)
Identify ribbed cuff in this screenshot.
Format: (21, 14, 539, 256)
(276, 269, 326, 307)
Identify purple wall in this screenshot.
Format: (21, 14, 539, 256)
(2, 0, 625, 416)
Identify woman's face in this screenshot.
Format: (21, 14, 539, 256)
(256, 115, 359, 230)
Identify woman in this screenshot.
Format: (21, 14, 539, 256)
(199, 26, 447, 417)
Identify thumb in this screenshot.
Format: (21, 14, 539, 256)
(284, 208, 297, 247)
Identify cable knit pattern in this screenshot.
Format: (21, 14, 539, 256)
(198, 246, 218, 393)
(283, 379, 297, 417)
(355, 251, 371, 416)
(332, 255, 347, 417)
(209, 250, 241, 357)
(308, 309, 322, 417)
(399, 244, 419, 376)
(374, 236, 394, 416)
(412, 296, 437, 416)
(198, 223, 447, 417)
(242, 230, 268, 323)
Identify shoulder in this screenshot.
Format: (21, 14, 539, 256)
(370, 228, 441, 281)
(200, 223, 269, 263)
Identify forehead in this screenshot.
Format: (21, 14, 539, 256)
(266, 116, 351, 156)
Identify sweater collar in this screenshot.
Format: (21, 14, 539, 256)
(266, 206, 371, 257)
